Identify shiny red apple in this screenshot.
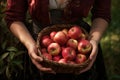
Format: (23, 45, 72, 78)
(53, 55, 61, 62)
(75, 53, 87, 64)
(78, 33, 87, 41)
(42, 52, 52, 60)
(47, 43, 61, 56)
(68, 26, 82, 39)
(66, 38, 78, 49)
(58, 58, 67, 64)
(78, 39, 92, 54)
(41, 35, 53, 47)
(62, 28, 68, 36)
(50, 31, 57, 40)
(41, 48, 47, 53)
(67, 60, 76, 64)
(62, 47, 76, 61)
(53, 31, 68, 45)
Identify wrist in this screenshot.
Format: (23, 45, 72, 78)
(89, 39, 99, 45)
(23, 39, 37, 51)
(88, 32, 102, 44)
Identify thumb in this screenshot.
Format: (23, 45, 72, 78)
(89, 40, 98, 60)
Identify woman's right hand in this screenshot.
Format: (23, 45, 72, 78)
(27, 43, 56, 74)
(9, 21, 55, 74)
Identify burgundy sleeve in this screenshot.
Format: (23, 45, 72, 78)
(91, 0, 111, 23)
(5, 0, 28, 28)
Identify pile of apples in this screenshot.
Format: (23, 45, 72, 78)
(40, 25, 92, 65)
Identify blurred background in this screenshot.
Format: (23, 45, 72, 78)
(0, 0, 120, 80)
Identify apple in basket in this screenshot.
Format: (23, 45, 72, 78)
(41, 35, 53, 47)
(41, 48, 47, 53)
(58, 58, 75, 64)
(68, 26, 82, 39)
(67, 60, 76, 64)
(53, 55, 61, 62)
(50, 31, 57, 40)
(53, 31, 68, 45)
(42, 52, 52, 60)
(78, 39, 92, 54)
(78, 33, 87, 40)
(58, 58, 67, 64)
(62, 47, 76, 61)
(47, 43, 61, 56)
(66, 38, 78, 50)
(62, 28, 68, 36)
(75, 53, 87, 64)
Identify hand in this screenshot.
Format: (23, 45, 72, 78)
(8, 21, 55, 73)
(27, 44, 56, 74)
(79, 39, 98, 74)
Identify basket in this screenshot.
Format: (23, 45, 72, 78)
(37, 24, 91, 74)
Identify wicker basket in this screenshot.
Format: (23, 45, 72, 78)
(37, 24, 91, 74)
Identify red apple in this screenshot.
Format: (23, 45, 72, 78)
(50, 31, 57, 40)
(67, 60, 76, 64)
(41, 48, 47, 53)
(62, 28, 69, 40)
(78, 39, 92, 54)
(42, 52, 52, 60)
(53, 31, 68, 45)
(75, 53, 87, 64)
(41, 35, 53, 47)
(68, 26, 82, 39)
(53, 55, 61, 62)
(61, 46, 66, 50)
(47, 43, 61, 56)
(78, 33, 87, 41)
(62, 28, 68, 36)
(62, 47, 76, 61)
(66, 38, 78, 49)
(58, 58, 67, 64)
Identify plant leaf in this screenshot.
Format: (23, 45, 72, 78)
(6, 66, 11, 78)
(0, 52, 9, 60)
(6, 46, 18, 52)
(1, 40, 7, 50)
(9, 52, 15, 60)
(12, 61, 23, 70)
(15, 51, 26, 57)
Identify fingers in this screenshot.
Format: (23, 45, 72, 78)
(29, 50, 56, 74)
(32, 59, 56, 74)
(79, 55, 96, 74)
(79, 62, 92, 73)
(29, 51, 43, 61)
(89, 45, 97, 60)
(89, 39, 98, 60)
(79, 39, 98, 74)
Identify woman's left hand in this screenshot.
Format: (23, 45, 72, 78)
(79, 39, 98, 74)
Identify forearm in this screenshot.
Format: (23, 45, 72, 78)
(89, 18, 108, 43)
(10, 21, 36, 50)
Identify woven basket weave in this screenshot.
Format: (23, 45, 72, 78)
(37, 24, 91, 74)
